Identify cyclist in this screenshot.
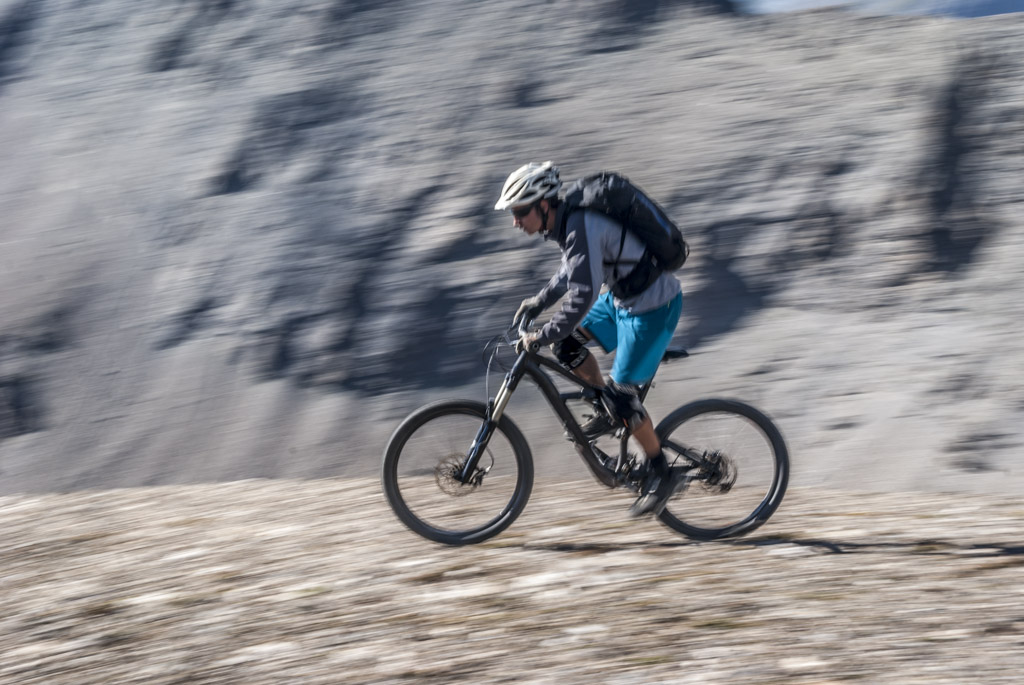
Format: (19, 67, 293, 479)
(495, 161, 684, 516)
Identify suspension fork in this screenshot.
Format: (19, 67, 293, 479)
(457, 355, 527, 482)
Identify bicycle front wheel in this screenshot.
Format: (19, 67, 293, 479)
(656, 399, 789, 540)
(381, 399, 534, 546)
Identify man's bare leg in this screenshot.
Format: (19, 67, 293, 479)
(572, 353, 605, 388)
(631, 416, 661, 458)
(569, 328, 606, 387)
(569, 328, 660, 457)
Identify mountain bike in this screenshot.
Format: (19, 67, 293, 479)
(381, 319, 789, 546)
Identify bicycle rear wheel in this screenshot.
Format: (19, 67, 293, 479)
(655, 399, 788, 540)
(381, 399, 533, 546)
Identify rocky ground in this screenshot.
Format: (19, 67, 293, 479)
(3, 478, 1023, 684)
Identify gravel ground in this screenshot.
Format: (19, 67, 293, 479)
(3, 478, 1023, 684)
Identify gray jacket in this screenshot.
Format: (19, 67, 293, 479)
(534, 206, 681, 347)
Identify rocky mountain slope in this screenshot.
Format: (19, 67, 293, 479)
(0, 0, 1022, 494)
(751, 0, 1024, 16)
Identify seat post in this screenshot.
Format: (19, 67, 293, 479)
(638, 379, 654, 403)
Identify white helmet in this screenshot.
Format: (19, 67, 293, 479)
(494, 161, 561, 211)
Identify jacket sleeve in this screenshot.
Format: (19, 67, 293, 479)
(534, 261, 569, 311)
(535, 214, 601, 346)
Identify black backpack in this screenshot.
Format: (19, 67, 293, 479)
(562, 172, 689, 272)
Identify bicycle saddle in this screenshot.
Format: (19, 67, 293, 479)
(661, 347, 689, 363)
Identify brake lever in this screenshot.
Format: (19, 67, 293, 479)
(517, 317, 533, 340)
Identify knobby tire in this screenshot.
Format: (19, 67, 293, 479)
(381, 399, 534, 546)
(655, 398, 789, 540)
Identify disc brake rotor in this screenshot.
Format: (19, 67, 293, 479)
(434, 453, 493, 496)
(699, 450, 737, 494)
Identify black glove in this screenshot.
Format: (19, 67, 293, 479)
(515, 296, 544, 325)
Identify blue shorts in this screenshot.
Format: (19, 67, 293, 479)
(581, 292, 683, 385)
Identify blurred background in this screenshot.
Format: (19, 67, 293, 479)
(1, 0, 1022, 495)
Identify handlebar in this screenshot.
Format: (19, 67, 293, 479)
(514, 317, 541, 353)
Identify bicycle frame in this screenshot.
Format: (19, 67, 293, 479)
(461, 348, 653, 489)
(384, 339, 788, 544)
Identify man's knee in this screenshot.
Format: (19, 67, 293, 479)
(601, 381, 648, 430)
(551, 328, 591, 371)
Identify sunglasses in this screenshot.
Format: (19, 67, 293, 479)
(511, 203, 536, 220)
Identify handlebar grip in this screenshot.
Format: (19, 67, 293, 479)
(512, 318, 542, 354)
(517, 317, 535, 339)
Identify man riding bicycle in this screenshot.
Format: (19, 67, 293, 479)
(495, 161, 684, 517)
